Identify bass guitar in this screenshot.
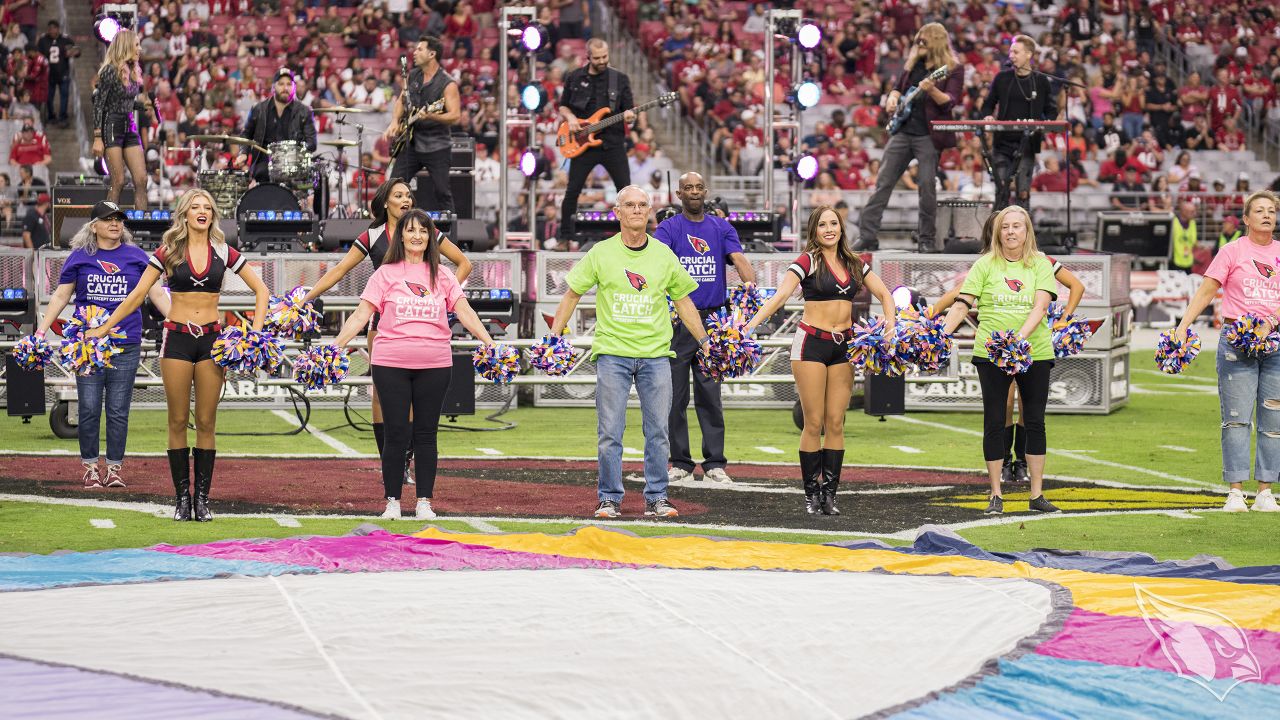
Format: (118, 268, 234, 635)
(886, 64, 950, 135)
(556, 92, 678, 159)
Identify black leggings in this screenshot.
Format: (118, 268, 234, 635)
(560, 145, 631, 235)
(370, 364, 452, 500)
(973, 359, 1053, 462)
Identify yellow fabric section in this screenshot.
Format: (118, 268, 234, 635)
(936, 488, 1221, 511)
(416, 527, 1280, 632)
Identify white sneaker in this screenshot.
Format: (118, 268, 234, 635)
(415, 499, 437, 519)
(380, 498, 401, 519)
(1223, 488, 1249, 512)
(668, 467, 693, 482)
(1251, 488, 1280, 512)
(703, 468, 733, 483)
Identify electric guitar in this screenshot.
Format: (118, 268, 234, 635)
(886, 65, 950, 135)
(390, 57, 447, 160)
(556, 92, 679, 159)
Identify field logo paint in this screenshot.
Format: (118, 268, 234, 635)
(1135, 583, 1261, 701)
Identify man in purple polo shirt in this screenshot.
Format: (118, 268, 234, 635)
(655, 172, 756, 483)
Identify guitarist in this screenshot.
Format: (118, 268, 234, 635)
(559, 39, 637, 240)
(386, 36, 461, 213)
(854, 23, 962, 253)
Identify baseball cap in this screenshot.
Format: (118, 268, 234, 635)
(92, 200, 126, 221)
(274, 67, 295, 83)
(741, 109, 756, 121)
(36, 193, 51, 205)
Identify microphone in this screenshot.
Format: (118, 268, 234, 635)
(400, 56, 408, 77)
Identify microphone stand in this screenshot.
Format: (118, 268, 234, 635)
(336, 114, 369, 218)
(1032, 69, 1086, 246)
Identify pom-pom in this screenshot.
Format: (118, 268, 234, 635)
(667, 295, 679, 325)
(292, 344, 350, 390)
(55, 305, 125, 376)
(472, 343, 521, 385)
(60, 304, 117, 342)
(1155, 328, 1202, 374)
(528, 334, 581, 376)
(893, 308, 953, 373)
(252, 330, 288, 375)
(697, 311, 762, 380)
(1224, 314, 1280, 357)
(265, 286, 323, 340)
(846, 317, 909, 376)
(729, 282, 764, 318)
(1046, 302, 1097, 359)
(11, 334, 52, 371)
(986, 330, 1033, 375)
(211, 325, 257, 373)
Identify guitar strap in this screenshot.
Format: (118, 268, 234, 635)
(607, 67, 618, 108)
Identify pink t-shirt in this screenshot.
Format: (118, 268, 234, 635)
(1204, 237, 1280, 319)
(360, 261, 462, 369)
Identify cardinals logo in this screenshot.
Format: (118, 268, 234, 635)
(1135, 584, 1262, 701)
(96, 260, 121, 274)
(404, 280, 432, 297)
(1253, 260, 1276, 279)
(1004, 277, 1024, 292)
(624, 269, 648, 291)
(687, 235, 710, 254)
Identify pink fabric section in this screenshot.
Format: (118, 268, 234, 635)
(152, 532, 634, 572)
(1036, 609, 1280, 685)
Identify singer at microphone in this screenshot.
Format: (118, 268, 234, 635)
(979, 35, 1058, 212)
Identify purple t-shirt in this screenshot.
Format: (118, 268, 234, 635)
(654, 213, 743, 310)
(58, 244, 149, 344)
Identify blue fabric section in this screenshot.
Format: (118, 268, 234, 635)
(831, 532, 1280, 585)
(890, 654, 1280, 719)
(0, 549, 317, 591)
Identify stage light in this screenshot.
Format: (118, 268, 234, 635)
(892, 286, 926, 312)
(794, 154, 819, 181)
(520, 84, 542, 111)
(519, 150, 538, 177)
(794, 81, 821, 109)
(521, 24, 543, 51)
(94, 15, 120, 44)
(796, 22, 822, 50)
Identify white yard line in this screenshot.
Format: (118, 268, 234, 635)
(89, 518, 115, 529)
(1159, 445, 1197, 453)
(756, 446, 786, 454)
(475, 448, 504, 456)
(274, 517, 302, 528)
(270, 410, 360, 456)
(890, 445, 923, 454)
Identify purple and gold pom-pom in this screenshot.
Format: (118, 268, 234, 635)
(847, 317, 909, 376)
(473, 343, 521, 385)
(11, 334, 53, 371)
(1046, 302, 1097, 359)
(266, 286, 323, 340)
(667, 295, 679, 324)
(528, 334, 581, 376)
(292, 344, 350, 390)
(697, 311, 762, 381)
(61, 304, 117, 342)
(252, 330, 288, 375)
(211, 325, 257, 373)
(893, 309, 953, 374)
(729, 282, 764, 318)
(55, 305, 125, 376)
(986, 330, 1033, 375)
(1155, 328, 1202, 374)
(1225, 313, 1280, 357)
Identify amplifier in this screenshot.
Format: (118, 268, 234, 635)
(6, 354, 45, 417)
(450, 135, 475, 170)
(1097, 212, 1172, 262)
(51, 186, 135, 241)
(443, 351, 475, 416)
(411, 172, 473, 220)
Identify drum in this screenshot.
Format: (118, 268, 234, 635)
(196, 171, 250, 217)
(236, 182, 301, 219)
(268, 140, 314, 189)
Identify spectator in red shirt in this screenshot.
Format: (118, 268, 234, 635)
(1207, 67, 1243, 132)
(8, 121, 51, 167)
(1031, 155, 1079, 193)
(1242, 66, 1275, 116)
(444, 1, 477, 57)
(1178, 71, 1209, 125)
(850, 91, 882, 133)
(731, 108, 766, 175)
(1216, 116, 1247, 151)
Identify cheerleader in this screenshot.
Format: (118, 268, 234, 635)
(939, 205, 1060, 515)
(91, 29, 153, 210)
(304, 177, 472, 470)
(89, 189, 270, 521)
(744, 206, 897, 515)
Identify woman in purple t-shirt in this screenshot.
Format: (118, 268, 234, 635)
(333, 209, 495, 520)
(34, 201, 171, 489)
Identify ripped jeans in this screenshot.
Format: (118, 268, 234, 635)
(1217, 335, 1280, 484)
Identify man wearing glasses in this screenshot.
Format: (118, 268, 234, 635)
(550, 186, 711, 519)
(855, 23, 963, 252)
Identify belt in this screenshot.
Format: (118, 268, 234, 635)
(799, 322, 852, 344)
(163, 320, 222, 338)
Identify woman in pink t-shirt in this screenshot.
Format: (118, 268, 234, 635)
(1174, 190, 1280, 512)
(334, 209, 496, 520)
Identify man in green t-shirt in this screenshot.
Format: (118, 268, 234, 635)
(550, 185, 711, 520)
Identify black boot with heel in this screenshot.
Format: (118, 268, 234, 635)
(799, 450, 823, 515)
(167, 447, 191, 521)
(192, 448, 217, 522)
(821, 449, 845, 516)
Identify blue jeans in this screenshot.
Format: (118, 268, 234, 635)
(77, 343, 142, 464)
(1217, 333, 1280, 484)
(47, 74, 71, 121)
(1121, 112, 1144, 141)
(595, 354, 672, 502)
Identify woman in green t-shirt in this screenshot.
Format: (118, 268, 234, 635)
(940, 206, 1061, 516)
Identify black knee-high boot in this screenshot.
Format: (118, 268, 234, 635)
(192, 448, 216, 522)
(799, 450, 824, 514)
(821, 449, 844, 516)
(168, 447, 191, 521)
(373, 423, 385, 456)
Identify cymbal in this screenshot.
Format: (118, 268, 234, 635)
(312, 106, 374, 114)
(321, 139, 358, 148)
(189, 134, 270, 154)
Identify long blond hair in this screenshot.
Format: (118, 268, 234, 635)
(160, 189, 225, 276)
(905, 23, 958, 73)
(99, 29, 141, 86)
(985, 205, 1042, 269)
(70, 219, 135, 255)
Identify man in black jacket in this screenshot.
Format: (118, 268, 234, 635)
(980, 35, 1059, 211)
(238, 68, 317, 186)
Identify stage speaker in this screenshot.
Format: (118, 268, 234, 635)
(942, 237, 984, 253)
(452, 218, 495, 252)
(6, 355, 45, 416)
(1097, 211, 1173, 261)
(51, 186, 135, 243)
(443, 352, 475, 416)
(320, 218, 370, 251)
(411, 171, 474, 219)
(864, 373, 905, 416)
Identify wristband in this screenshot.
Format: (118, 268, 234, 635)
(698, 335, 711, 346)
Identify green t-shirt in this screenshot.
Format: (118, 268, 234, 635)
(566, 234, 698, 360)
(959, 253, 1059, 362)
